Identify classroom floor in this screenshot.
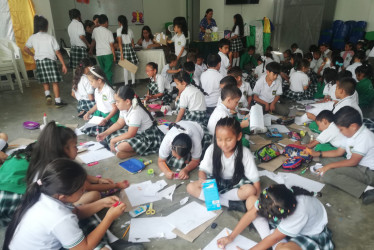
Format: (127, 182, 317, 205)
(0, 63, 373, 250)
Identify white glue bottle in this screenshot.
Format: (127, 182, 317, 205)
(43, 113, 48, 125)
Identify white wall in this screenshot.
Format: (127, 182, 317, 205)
(32, 0, 55, 35)
(334, 0, 374, 31)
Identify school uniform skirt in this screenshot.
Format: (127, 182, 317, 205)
(0, 190, 23, 226)
(79, 216, 109, 249)
(105, 125, 164, 156)
(70, 46, 88, 68)
(82, 110, 119, 135)
(35, 59, 62, 84)
(115, 44, 139, 65)
(148, 81, 172, 105)
(230, 38, 243, 52)
(206, 176, 252, 194)
(77, 99, 96, 112)
(284, 90, 307, 101)
(184, 110, 208, 126)
(305, 71, 319, 100)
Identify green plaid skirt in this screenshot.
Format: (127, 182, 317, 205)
(184, 110, 208, 126)
(115, 44, 139, 65)
(207, 175, 252, 194)
(78, 215, 109, 249)
(230, 38, 243, 52)
(77, 99, 96, 112)
(106, 125, 164, 155)
(36, 59, 62, 83)
(69, 46, 88, 68)
(82, 111, 119, 135)
(0, 190, 23, 226)
(284, 89, 307, 101)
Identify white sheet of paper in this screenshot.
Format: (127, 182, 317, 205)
(157, 184, 176, 201)
(264, 113, 280, 121)
(203, 228, 257, 250)
(6, 145, 27, 156)
(295, 114, 311, 125)
(250, 104, 265, 131)
(128, 217, 176, 242)
(296, 100, 316, 105)
(143, 180, 168, 197)
(308, 102, 334, 116)
(165, 201, 217, 234)
(125, 181, 163, 206)
(267, 124, 290, 133)
(158, 125, 169, 135)
(81, 116, 104, 130)
(77, 148, 114, 164)
(78, 141, 104, 151)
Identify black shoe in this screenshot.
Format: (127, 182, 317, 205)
(45, 95, 52, 105)
(362, 189, 374, 205)
(109, 239, 144, 250)
(228, 200, 247, 213)
(100, 140, 110, 150)
(55, 100, 67, 108)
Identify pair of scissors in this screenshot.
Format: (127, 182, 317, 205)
(146, 202, 155, 215)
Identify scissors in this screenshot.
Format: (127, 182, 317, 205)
(146, 202, 155, 215)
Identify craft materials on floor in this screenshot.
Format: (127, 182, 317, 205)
(203, 228, 257, 250)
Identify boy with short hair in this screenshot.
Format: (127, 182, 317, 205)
(291, 43, 303, 56)
(200, 53, 223, 115)
(90, 14, 115, 85)
(161, 54, 180, 85)
(207, 84, 249, 135)
(228, 67, 253, 109)
(252, 62, 289, 116)
(240, 46, 257, 71)
(218, 38, 231, 77)
(183, 61, 200, 87)
(195, 53, 207, 80)
(310, 50, 323, 74)
(309, 106, 374, 204)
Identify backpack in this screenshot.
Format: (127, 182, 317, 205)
(255, 143, 281, 162)
(283, 144, 313, 163)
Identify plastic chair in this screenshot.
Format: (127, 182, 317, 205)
(0, 43, 23, 93)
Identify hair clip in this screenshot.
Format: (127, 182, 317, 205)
(132, 97, 138, 109)
(36, 179, 42, 186)
(273, 216, 278, 222)
(279, 208, 284, 214)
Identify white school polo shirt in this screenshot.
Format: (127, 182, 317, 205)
(68, 19, 86, 48)
(253, 75, 283, 103)
(73, 74, 94, 101)
(95, 83, 115, 114)
(179, 85, 206, 112)
(218, 51, 230, 77)
(346, 62, 362, 81)
(231, 26, 240, 37)
(254, 64, 266, 78)
(161, 64, 173, 84)
(332, 95, 363, 118)
(293, 48, 303, 56)
(311, 58, 323, 74)
(207, 101, 232, 135)
(323, 83, 337, 100)
(172, 33, 187, 57)
(142, 39, 154, 49)
(341, 51, 353, 68)
(341, 125, 374, 170)
(152, 74, 170, 93)
(238, 81, 253, 108)
(201, 69, 223, 107)
(26, 32, 60, 61)
(277, 195, 327, 237)
(316, 122, 346, 148)
(200, 144, 260, 183)
(120, 105, 153, 133)
(289, 71, 309, 92)
(92, 26, 114, 56)
(9, 194, 84, 250)
(116, 27, 134, 45)
(159, 121, 204, 160)
(195, 63, 207, 80)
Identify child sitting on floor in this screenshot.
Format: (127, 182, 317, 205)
(188, 117, 260, 212)
(218, 38, 231, 77)
(195, 53, 207, 80)
(240, 45, 257, 72)
(355, 64, 374, 108)
(183, 61, 201, 87)
(161, 54, 180, 86)
(254, 56, 266, 79)
(228, 67, 253, 109)
(0, 132, 8, 163)
(284, 59, 311, 101)
(144, 62, 172, 105)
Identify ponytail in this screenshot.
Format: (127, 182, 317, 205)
(33, 15, 48, 34)
(118, 15, 128, 35)
(169, 123, 192, 158)
(174, 71, 209, 96)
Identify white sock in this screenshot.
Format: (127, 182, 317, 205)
(55, 97, 61, 103)
(235, 57, 240, 66)
(123, 69, 129, 85)
(131, 72, 135, 84)
(220, 188, 240, 201)
(94, 214, 118, 243)
(252, 217, 271, 239)
(220, 197, 229, 207)
(44, 90, 51, 96)
(0, 139, 6, 151)
(365, 186, 374, 192)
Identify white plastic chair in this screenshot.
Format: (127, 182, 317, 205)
(0, 43, 23, 93)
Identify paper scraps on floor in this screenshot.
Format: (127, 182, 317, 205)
(259, 170, 325, 192)
(203, 228, 257, 250)
(79, 116, 104, 130)
(77, 148, 115, 164)
(266, 124, 290, 133)
(128, 217, 177, 242)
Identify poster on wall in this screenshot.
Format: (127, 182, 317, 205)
(75, 0, 144, 25)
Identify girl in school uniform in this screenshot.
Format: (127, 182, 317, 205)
(3, 159, 128, 250)
(217, 184, 334, 250)
(83, 67, 119, 135)
(144, 62, 172, 105)
(71, 58, 95, 118)
(168, 17, 188, 67)
(67, 9, 89, 69)
(116, 15, 139, 86)
(346, 51, 365, 81)
(174, 71, 208, 125)
(187, 117, 260, 212)
(24, 15, 68, 107)
(158, 121, 212, 180)
(284, 59, 311, 101)
(341, 42, 355, 69)
(229, 14, 244, 67)
(137, 26, 159, 49)
(254, 56, 266, 79)
(96, 86, 164, 159)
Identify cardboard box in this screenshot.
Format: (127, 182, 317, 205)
(118, 59, 138, 74)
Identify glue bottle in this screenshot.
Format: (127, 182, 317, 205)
(43, 113, 48, 125)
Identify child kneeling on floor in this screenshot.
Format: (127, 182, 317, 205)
(97, 86, 164, 159)
(308, 106, 374, 205)
(217, 184, 333, 250)
(187, 117, 260, 212)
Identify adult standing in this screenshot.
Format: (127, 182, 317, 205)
(199, 9, 217, 41)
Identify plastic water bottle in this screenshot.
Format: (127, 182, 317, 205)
(43, 113, 48, 125)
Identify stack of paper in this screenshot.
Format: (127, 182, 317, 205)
(250, 104, 265, 132)
(79, 116, 104, 131)
(203, 228, 257, 250)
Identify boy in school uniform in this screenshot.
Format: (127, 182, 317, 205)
(308, 107, 374, 205)
(253, 62, 290, 116)
(218, 38, 231, 77)
(319, 43, 332, 60)
(201, 54, 223, 115)
(67, 9, 90, 69)
(89, 14, 115, 85)
(161, 54, 180, 86)
(195, 53, 207, 80)
(240, 45, 257, 72)
(291, 43, 303, 56)
(207, 84, 249, 135)
(310, 50, 323, 74)
(228, 67, 253, 109)
(183, 62, 200, 87)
